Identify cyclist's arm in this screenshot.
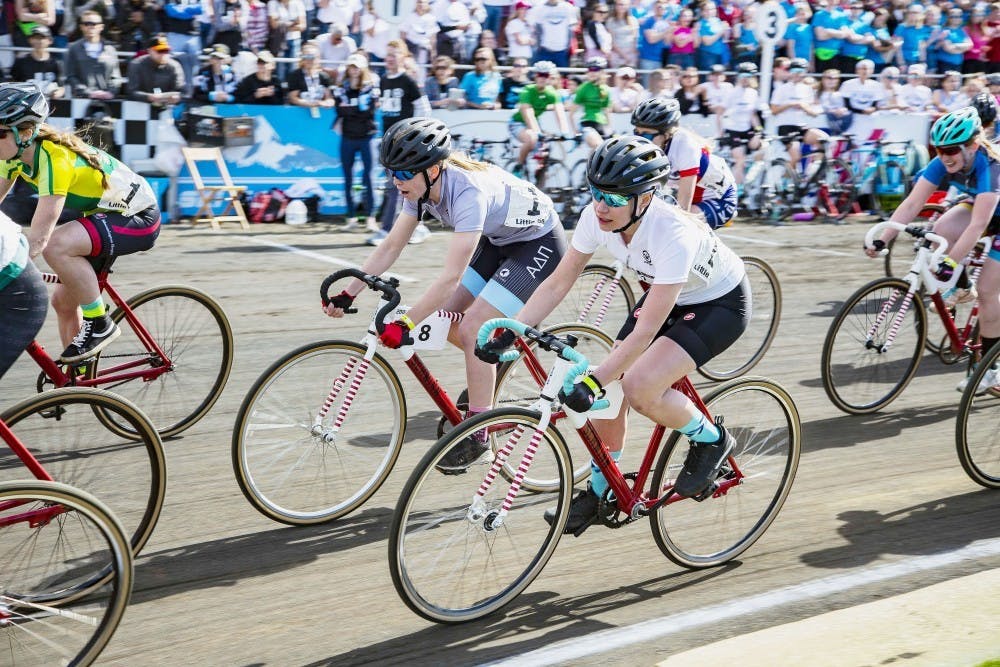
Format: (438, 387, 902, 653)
(950, 192, 999, 262)
(0, 177, 15, 204)
(552, 99, 572, 135)
(591, 281, 683, 386)
(674, 174, 697, 211)
(24, 194, 67, 259)
(869, 175, 937, 253)
(520, 104, 540, 133)
(515, 247, 592, 327)
(404, 229, 480, 326)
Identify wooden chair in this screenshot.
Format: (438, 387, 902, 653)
(181, 146, 250, 230)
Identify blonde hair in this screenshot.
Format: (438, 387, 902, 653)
(979, 133, 1000, 162)
(445, 153, 491, 172)
(34, 124, 109, 189)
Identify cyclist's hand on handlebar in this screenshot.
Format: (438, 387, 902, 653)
(864, 239, 886, 258)
(379, 320, 413, 349)
(323, 290, 355, 317)
(474, 328, 517, 364)
(558, 373, 604, 413)
(933, 256, 958, 282)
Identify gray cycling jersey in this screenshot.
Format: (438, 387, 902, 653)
(401, 163, 559, 245)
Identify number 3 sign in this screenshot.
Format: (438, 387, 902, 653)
(752, 1, 788, 45)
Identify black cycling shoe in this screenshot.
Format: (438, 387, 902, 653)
(673, 421, 735, 498)
(543, 485, 599, 536)
(435, 433, 490, 475)
(59, 314, 120, 363)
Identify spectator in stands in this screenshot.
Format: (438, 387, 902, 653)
(316, 0, 360, 38)
(268, 0, 307, 78)
(718, 62, 762, 188)
(197, 0, 215, 49)
(334, 52, 378, 231)
(192, 43, 238, 102)
(876, 65, 906, 111)
(462, 0, 487, 62)
(126, 34, 185, 106)
(667, 7, 697, 69)
(964, 6, 990, 74)
(287, 42, 336, 108)
(434, 0, 472, 62)
(243, 0, 270, 53)
(839, 58, 883, 117)
(575, 56, 611, 150)
(481, 0, 508, 37)
(64, 10, 120, 100)
(477, 29, 500, 63)
(812, 0, 848, 72)
(504, 1, 534, 64)
(818, 68, 851, 134)
(923, 4, 943, 73)
(932, 69, 969, 112)
(12, 0, 55, 50)
(674, 65, 707, 115)
(894, 5, 930, 71)
(638, 1, 670, 77)
(400, 0, 437, 66)
(117, 0, 161, 55)
(583, 4, 613, 63)
(770, 57, 826, 168)
(11, 26, 63, 99)
(771, 55, 792, 92)
(359, 0, 389, 65)
(784, 2, 813, 65)
(499, 56, 529, 109)
(899, 63, 932, 111)
(234, 49, 285, 102)
(425, 54, 463, 107)
(316, 23, 356, 79)
(644, 67, 673, 100)
(160, 0, 203, 92)
(610, 65, 643, 112)
(527, 0, 579, 68)
(372, 39, 428, 245)
(702, 63, 733, 135)
(867, 8, 896, 73)
(932, 8, 972, 74)
(988, 72, 1000, 103)
(696, 1, 729, 72)
(730, 4, 759, 67)
(841, 2, 875, 72)
(717, 0, 740, 28)
(211, 0, 246, 53)
(607, 0, 638, 69)
(460, 46, 501, 109)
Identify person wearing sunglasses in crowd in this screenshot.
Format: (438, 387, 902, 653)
(575, 56, 612, 152)
(630, 96, 738, 229)
(509, 60, 574, 179)
(323, 117, 567, 473)
(0, 82, 160, 364)
(865, 107, 1000, 395)
(476, 136, 749, 533)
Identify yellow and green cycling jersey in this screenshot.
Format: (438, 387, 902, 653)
(1, 139, 157, 217)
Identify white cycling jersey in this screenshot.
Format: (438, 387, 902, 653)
(663, 128, 736, 204)
(571, 196, 745, 305)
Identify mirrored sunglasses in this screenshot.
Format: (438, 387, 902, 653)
(390, 168, 418, 181)
(589, 185, 632, 207)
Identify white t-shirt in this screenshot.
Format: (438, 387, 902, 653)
(316, 0, 360, 26)
(527, 0, 578, 52)
(899, 83, 932, 112)
(505, 17, 534, 59)
(317, 33, 357, 65)
(0, 212, 23, 270)
(838, 77, 884, 111)
(404, 13, 440, 50)
(434, 0, 471, 36)
(267, 0, 306, 40)
(771, 80, 817, 127)
(571, 197, 744, 304)
(702, 80, 734, 110)
(721, 85, 758, 132)
(360, 11, 390, 59)
(664, 128, 735, 204)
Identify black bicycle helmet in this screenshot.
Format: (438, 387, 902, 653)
(587, 135, 671, 195)
(0, 82, 48, 128)
(630, 97, 681, 133)
(737, 61, 758, 76)
(379, 116, 452, 172)
(972, 91, 998, 126)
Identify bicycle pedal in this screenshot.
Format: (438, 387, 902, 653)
(569, 516, 596, 537)
(691, 481, 720, 502)
(38, 405, 67, 420)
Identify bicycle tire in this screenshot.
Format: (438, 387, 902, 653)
(545, 263, 637, 337)
(883, 205, 944, 279)
(762, 159, 798, 222)
(649, 377, 800, 568)
(0, 387, 166, 557)
(494, 322, 614, 492)
(818, 157, 857, 221)
(388, 408, 573, 623)
(821, 277, 927, 414)
(698, 256, 782, 381)
(0, 480, 133, 666)
(95, 285, 234, 439)
(233, 340, 406, 525)
(955, 342, 1000, 489)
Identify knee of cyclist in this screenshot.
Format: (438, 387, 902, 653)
(620, 374, 655, 414)
(49, 286, 76, 312)
(457, 319, 482, 351)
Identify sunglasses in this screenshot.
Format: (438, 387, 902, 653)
(937, 144, 965, 156)
(587, 66, 603, 72)
(535, 72, 550, 78)
(390, 168, 419, 181)
(80, 20, 103, 26)
(474, 57, 489, 62)
(590, 185, 632, 207)
(636, 131, 660, 141)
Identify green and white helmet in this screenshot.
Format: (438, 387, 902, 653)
(930, 107, 981, 147)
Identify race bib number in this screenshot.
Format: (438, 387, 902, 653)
(504, 182, 551, 228)
(372, 304, 451, 350)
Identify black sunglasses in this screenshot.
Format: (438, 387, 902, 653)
(80, 20, 103, 26)
(474, 57, 489, 62)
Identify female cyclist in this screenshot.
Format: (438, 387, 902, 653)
(0, 209, 47, 380)
(480, 136, 749, 533)
(866, 107, 1000, 394)
(0, 82, 160, 364)
(323, 117, 567, 472)
(630, 95, 738, 229)
(574, 56, 612, 153)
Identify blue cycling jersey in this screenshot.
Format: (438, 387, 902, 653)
(919, 147, 1000, 215)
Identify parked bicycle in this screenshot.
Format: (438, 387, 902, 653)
(451, 133, 514, 167)
(1, 479, 134, 667)
(231, 268, 613, 526)
(955, 340, 1000, 489)
(769, 135, 856, 223)
(388, 318, 800, 623)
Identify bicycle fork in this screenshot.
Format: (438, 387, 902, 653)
(866, 284, 917, 353)
(310, 346, 372, 442)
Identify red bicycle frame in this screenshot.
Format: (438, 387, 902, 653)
(24, 271, 173, 388)
(0, 420, 66, 528)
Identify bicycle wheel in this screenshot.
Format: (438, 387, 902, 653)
(96, 286, 234, 439)
(955, 343, 1000, 489)
(0, 480, 133, 666)
(570, 158, 588, 189)
(649, 377, 800, 568)
(233, 340, 406, 525)
(0, 387, 166, 556)
(761, 159, 798, 222)
(536, 161, 571, 192)
(821, 278, 927, 414)
(389, 408, 573, 623)
(698, 256, 782, 381)
(545, 263, 637, 337)
(884, 205, 943, 278)
(494, 323, 614, 492)
(817, 157, 856, 221)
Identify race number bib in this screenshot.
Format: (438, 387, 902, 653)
(371, 304, 451, 350)
(504, 182, 551, 228)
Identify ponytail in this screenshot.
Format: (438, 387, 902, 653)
(34, 124, 110, 189)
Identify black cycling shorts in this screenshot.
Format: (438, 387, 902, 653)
(615, 277, 751, 368)
(719, 129, 758, 148)
(581, 120, 610, 138)
(76, 206, 161, 271)
(460, 227, 567, 316)
(777, 125, 806, 145)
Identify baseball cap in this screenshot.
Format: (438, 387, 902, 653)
(206, 43, 230, 59)
(710, 64, 726, 74)
(256, 49, 276, 64)
(617, 66, 636, 79)
(514, 0, 531, 8)
(28, 25, 51, 39)
(346, 53, 368, 69)
(149, 34, 171, 52)
(908, 64, 926, 76)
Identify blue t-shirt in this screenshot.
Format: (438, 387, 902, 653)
(867, 26, 891, 64)
(698, 17, 727, 55)
(936, 27, 968, 67)
(894, 24, 932, 64)
(786, 22, 814, 60)
(813, 8, 849, 53)
(460, 71, 502, 107)
(638, 14, 671, 61)
(920, 148, 1000, 215)
(841, 18, 873, 59)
